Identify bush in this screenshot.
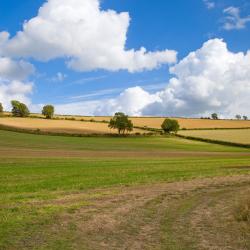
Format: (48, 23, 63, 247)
(11, 100, 30, 117)
(161, 118, 180, 134)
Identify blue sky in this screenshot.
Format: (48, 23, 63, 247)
(0, 0, 250, 117)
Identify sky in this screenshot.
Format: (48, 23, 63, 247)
(0, 0, 250, 117)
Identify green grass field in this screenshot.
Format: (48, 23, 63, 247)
(1, 130, 250, 249)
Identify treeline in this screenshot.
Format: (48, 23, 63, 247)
(201, 113, 248, 120)
(0, 101, 55, 119)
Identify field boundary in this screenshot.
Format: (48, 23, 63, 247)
(0, 124, 156, 138)
(176, 134, 250, 148)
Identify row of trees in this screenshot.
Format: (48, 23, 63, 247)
(202, 113, 248, 120)
(0, 101, 55, 119)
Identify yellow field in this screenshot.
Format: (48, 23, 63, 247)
(57, 116, 250, 130)
(0, 117, 144, 134)
(3, 112, 250, 130)
(178, 129, 250, 145)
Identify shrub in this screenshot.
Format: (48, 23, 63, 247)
(11, 100, 30, 117)
(42, 105, 54, 119)
(161, 118, 180, 134)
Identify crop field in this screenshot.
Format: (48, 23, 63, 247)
(0, 117, 144, 134)
(179, 129, 250, 145)
(3, 113, 250, 130)
(0, 129, 250, 249)
(58, 116, 250, 129)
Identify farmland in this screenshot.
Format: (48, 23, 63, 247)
(179, 129, 250, 145)
(55, 115, 250, 129)
(0, 128, 250, 249)
(0, 117, 144, 134)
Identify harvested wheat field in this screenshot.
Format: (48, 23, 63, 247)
(0, 117, 144, 134)
(4, 113, 250, 130)
(56, 116, 250, 129)
(179, 129, 250, 145)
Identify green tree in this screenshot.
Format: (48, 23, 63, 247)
(235, 114, 242, 120)
(161, 118, 180, 134)
(109, 112, 133, 134)
(211, 113, 218, 120)
(11, 100, 30, 117)
(243, 116, 248, 121)
(0, 103, 3, 115)
(42, 105, 55, 119)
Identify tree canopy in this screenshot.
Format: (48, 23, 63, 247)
(161, 118, 180, 134)
(11, 100, 30, 117)
(211, 113, 219, 120)
(108, 112, 133, 134)
(42, 105, 55, 119)
(0, 103, 3, 114)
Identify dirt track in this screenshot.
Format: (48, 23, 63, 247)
(21, 175, 250, 249)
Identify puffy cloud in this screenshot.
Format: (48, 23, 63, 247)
(0, 57, 34, 81)
(0, 56, 34, 110)
(1, 0, 177, 72)
(94, 87, 160, 116)
(223, 7, 250, 30)
(55, 39, 250, 118)
(0, 79, 33, 110)
(143, 39, 250, 117)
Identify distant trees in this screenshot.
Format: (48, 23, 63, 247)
(235, 114, 242, 120)
(211, 113, 219, 120)
(11, 100, 30, 117)
(42, 105, 54, 119)
(161, 118, 180, 134)
(109, 112, 133, 134)
(0, 103, 3, 115)
(243, 116, 248, 121)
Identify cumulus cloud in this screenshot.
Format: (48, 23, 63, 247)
(223, 6, 250, 30)
(0, 0, 177, 72)
(55, 39, 250, 118)
(0, 79, 33, 111)
(0, 57, 34, 81)
(0, 56, 34, 110)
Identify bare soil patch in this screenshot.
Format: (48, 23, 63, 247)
(14, 175, 250, 250)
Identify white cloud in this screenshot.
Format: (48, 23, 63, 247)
(203, 0, 215, 10)
(50, 72, 67, 82)
(0, 57, 34, 81)
(223, 6, 250, 30)
(0, 79, 33, 111)
(0, 0, 177, 72)
(0, 56, 34, 110)
(54, 39, 250, 118)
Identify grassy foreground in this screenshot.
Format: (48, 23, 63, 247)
(0, 130, 250, 249)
